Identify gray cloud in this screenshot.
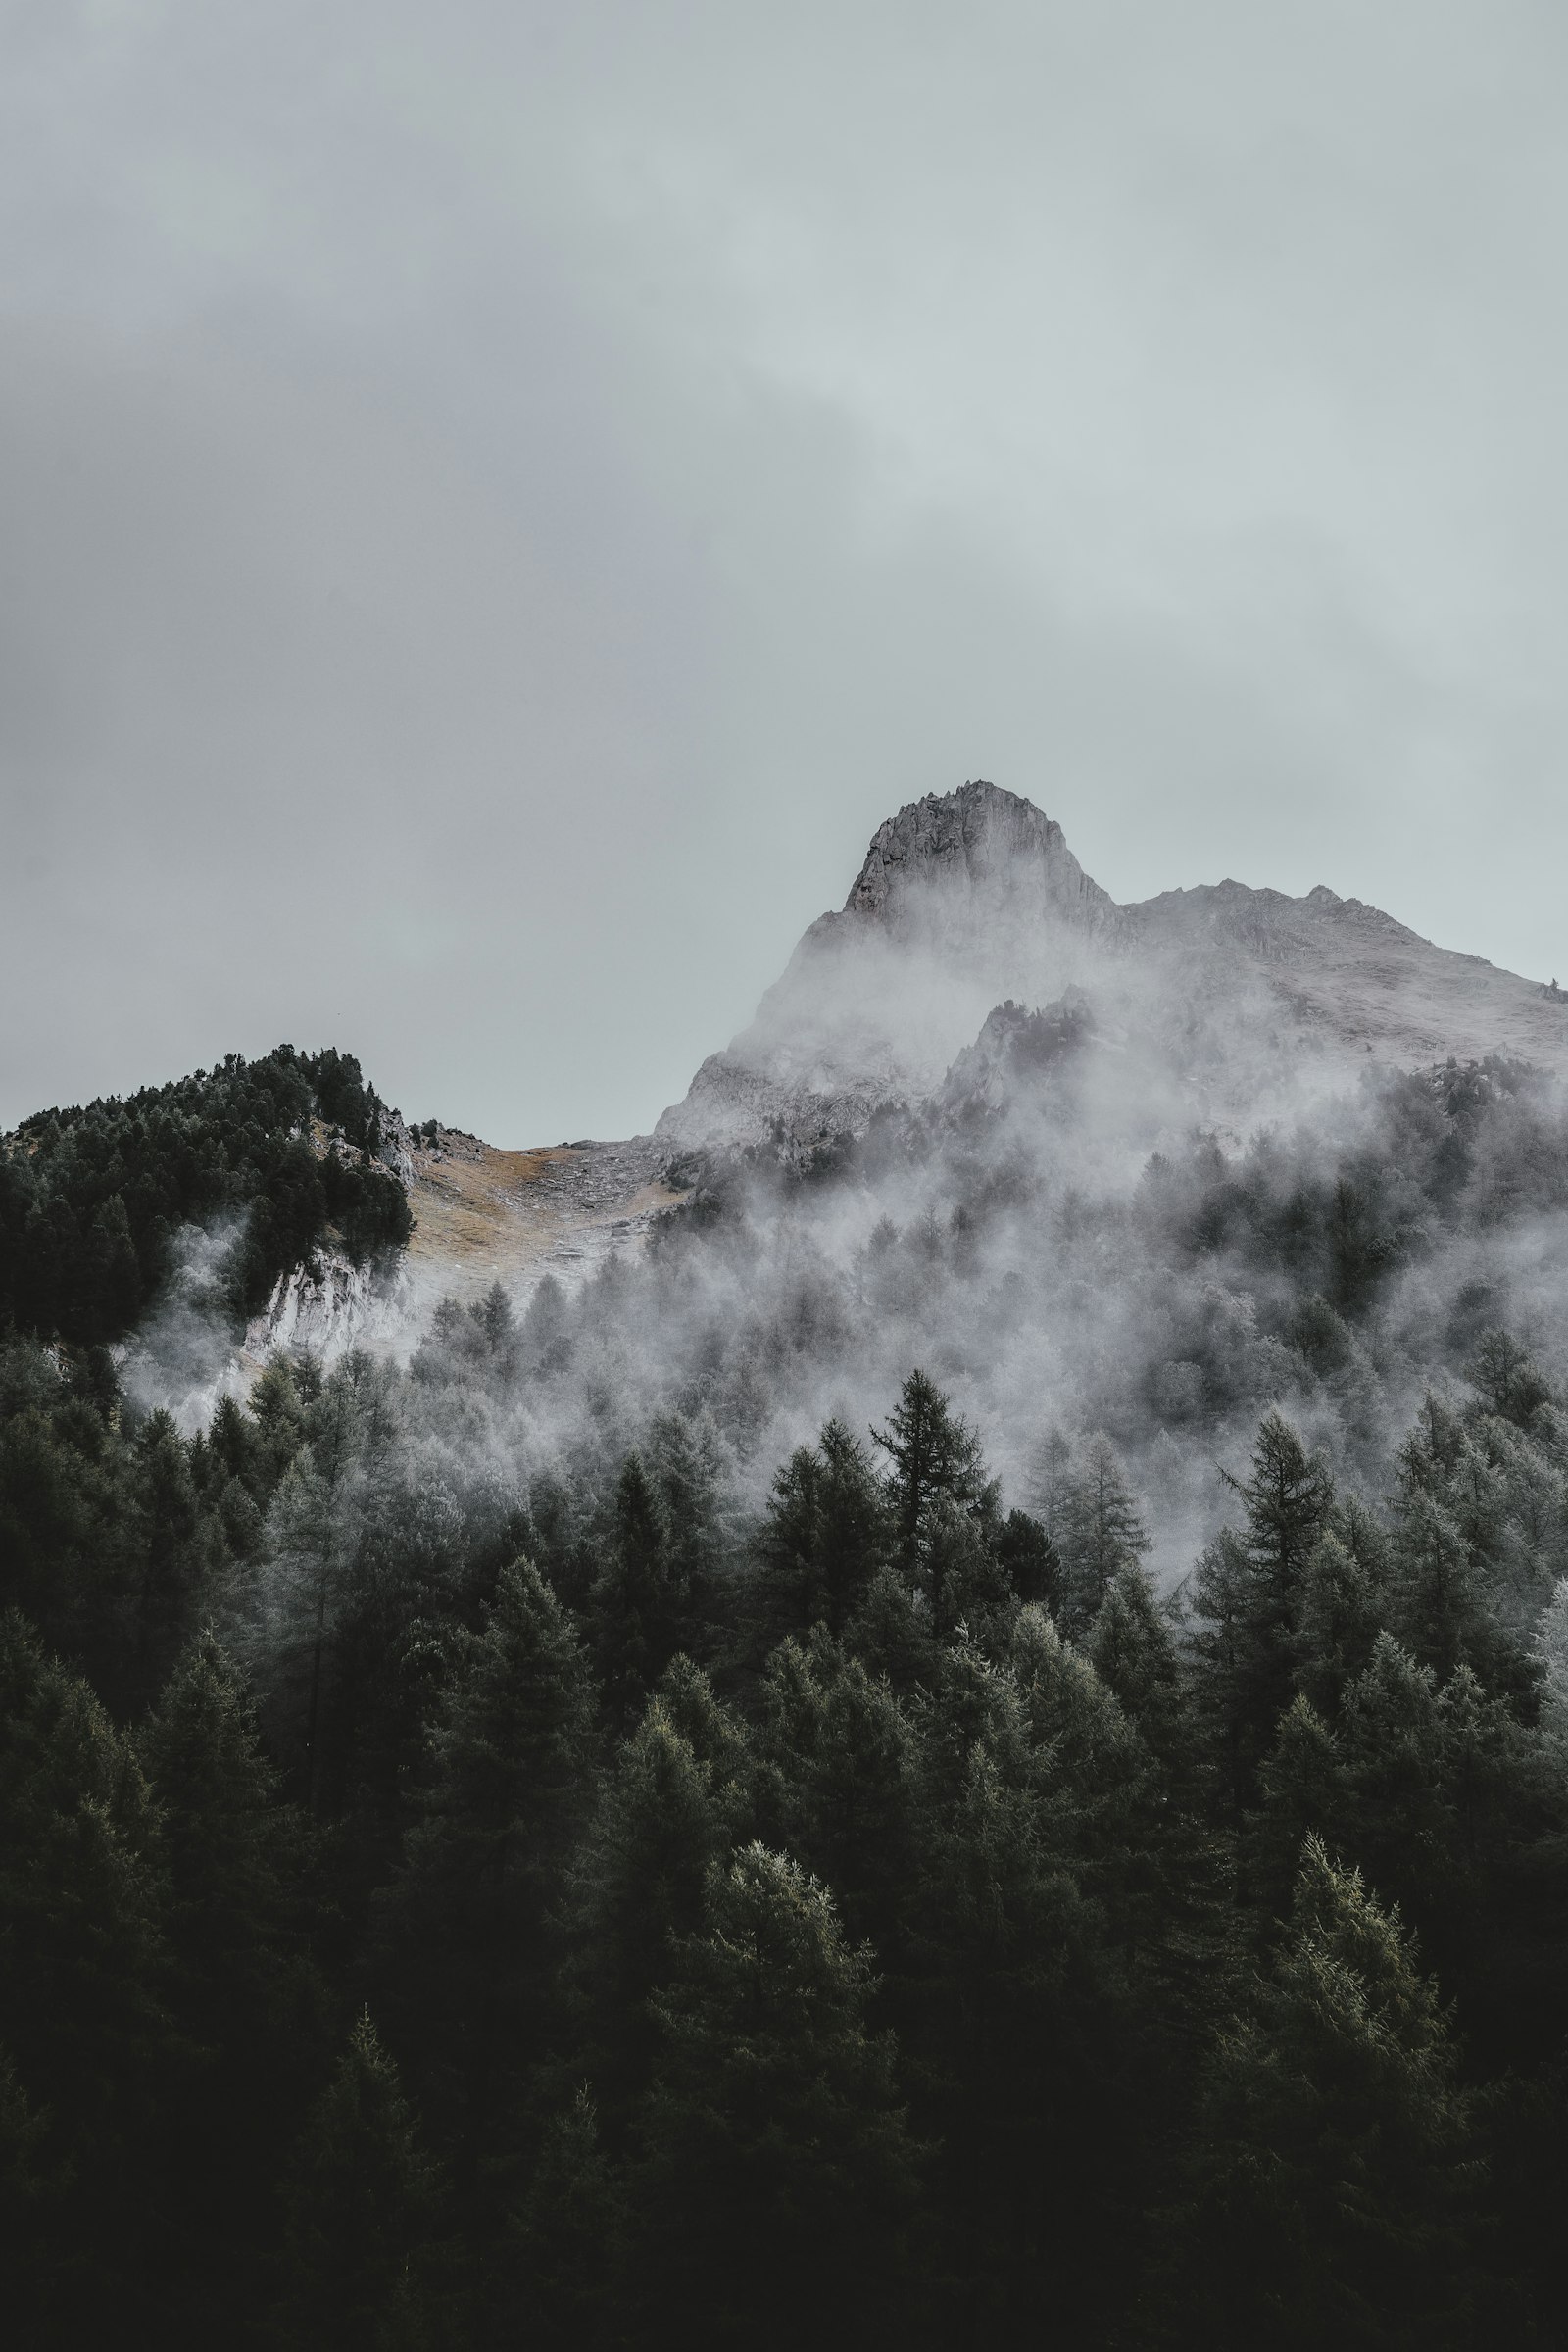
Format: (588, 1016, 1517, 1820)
(5, 1, 1568, 1140)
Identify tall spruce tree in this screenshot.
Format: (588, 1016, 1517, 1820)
(374, 1560, 599, 2156)
(1168, 1837, 1483, 2350)
(561, 1663, 752, 2123)
(273, 2011, 449, 2352)
(1195, 1410, 1334, 1805)
(872, 1368, 992, 1572)
(1058, 1431, 1150, 1635)
(627, 1844, 921, 2350)
(760, 1625, 919, 1967)
(0, 1611, 177, 2334)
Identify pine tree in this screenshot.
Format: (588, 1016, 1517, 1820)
(1295, 1525, 1388, 1714)
(273, 2011, 449, 2352)
(1187, 1527, 1256, 1817)
(760, 1626, 919, 1965)
(1088, 1558, 1186, 1764)
(376, 1560, 599, 2149)
(995, 1505, 1059, 1610)
(1169, 1837, 1482, 2349)
(247, 1422, 365, 1811)
(0, 1611, 177, 2332)
(814, 1417, 888, 1622)
(131, 1407, 209, 1698)
(1329, 1635, 1563, 2029)
(1535, 1576, 1568, 1740)
(627, 1844, 921, 2350)
(591, 1452, 694, 1721)
(83, 1193, 143, 1337)
(912, 1622, 1150, 2337)
(1058, 1431, 1150, 1635)
(1390, 1485, 1525, 1691)
(872, 1367, 993, 1576)
(644, 1410, 723, 1626)
(1195, 1411, 1334, 1804)
(757, 1442, 823, 1634)
(140, 1629, 325, 2324)
(0, 2045, 64, 2339)
(561, 1667, 752, 2120)
(758, 1419, 887, 1636)
(1027, 1422, 1076, 1546)
(500, 2085, 625, 2349)
(1469, 1327, 1552, 1430)
(1252, 1692, 1345, 1918)
(139, 1629, 314, 2050)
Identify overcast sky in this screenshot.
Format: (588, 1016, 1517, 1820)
(5, 1, 1568, 1142)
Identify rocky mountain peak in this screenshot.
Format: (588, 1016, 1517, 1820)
(843, 779, 1119, 940)
(656, 777, 1568, 1155)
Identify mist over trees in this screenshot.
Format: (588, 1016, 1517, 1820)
(6, 1039, 1568, 2342)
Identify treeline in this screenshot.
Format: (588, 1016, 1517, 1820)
(0, 1045, 410, 1343)
(4, 1298, 1568, 2346)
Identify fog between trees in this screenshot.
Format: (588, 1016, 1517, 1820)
(6, 1035, 1568, 2342)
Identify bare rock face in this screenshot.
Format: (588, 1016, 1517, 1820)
(657, 777, 1568, 1154)
(843, 779, 1120, 942)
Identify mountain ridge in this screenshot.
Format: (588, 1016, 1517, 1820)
(657, 779, 1567, 1153)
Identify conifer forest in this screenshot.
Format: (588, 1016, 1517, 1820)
(7, 1043, 1568, 2349)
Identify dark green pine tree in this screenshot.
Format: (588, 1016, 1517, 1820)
(760, 1625, 920, 1967)
(140, 1629, 318, 2052)
(1196, 1410, 1334, 1806)
(872, 1367, 993, 1576)
(756, 1441, 825, 1636)
(1389, 1485, 1525, 1693)
(1167, 1836, 1483, 2351)
(499, 2085, 626, 2351)
(0, 2045, 66, 2340)
(82, 1193, 143, 1338)
(1294, 1521, 1389, 1715)
(758, 1417, 887, 1637)
(994, 1505, 1059, 1611)
(1057, 1431, 1150, 1636)
(0, 1610, 178, 2335)
(1187, 1527, 1251, 1816)
(131, 1406, 211, 1701)
(1088, 1558, 1187, 1768)
(375, 1559, 599, 2156)
(912, 1633, 1134, 2339)
(1468, 1327, 1552, 1431)
(813, 1417, 890, 1623)
(627, 1843, 922, 2351)
(1251, 1691, 1346, 1922)
(138, 1628, 326, 2309)
(560, 1661, 752, 2124)
(591, 1451, 697, 1721)
(272, 2011, 450, 2352)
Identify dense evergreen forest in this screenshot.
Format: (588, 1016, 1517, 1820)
(0, 1045, 410, 1344)
(6, 1041, 1568, 2345)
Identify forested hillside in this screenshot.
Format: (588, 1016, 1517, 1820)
(5, 1027, 1568, 2346)
(0, 1045, 410, 1344)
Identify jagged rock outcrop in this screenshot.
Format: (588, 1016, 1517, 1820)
(657, 777, 1568, 1153)
(934, 990, 1096, 1119)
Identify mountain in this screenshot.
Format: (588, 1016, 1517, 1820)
(658, 779, 1568, 1153)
